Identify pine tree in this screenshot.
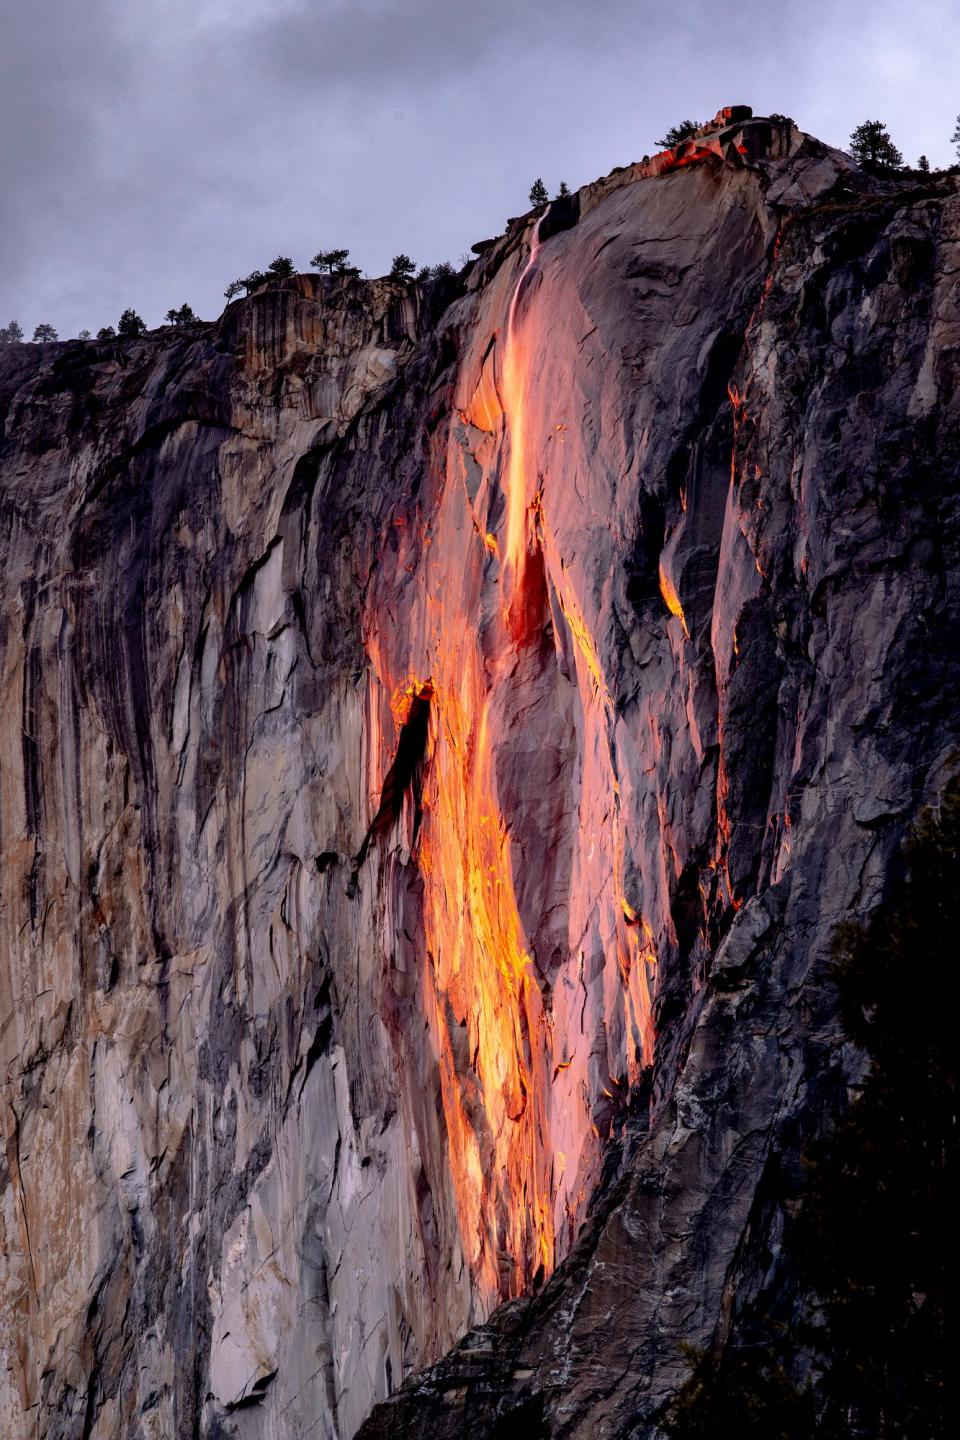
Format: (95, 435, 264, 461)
(952, 115, 960, 161)
(117, 309, 147, 337)
(389, 254, 415, 281)
(656, 120, 701, 149)
(311, 248, 351, 273)
(556, 181, 571, 199)
(267, 256, 295, 278)
(96, 326, 116, 340)
(918, 154, 931, 173)
(849, 119, 903, 170)
(32, 323, 58, 342)
(165, 304, 197, 326)
(528, 178, 549, 207)
(0, 320, 25, 343)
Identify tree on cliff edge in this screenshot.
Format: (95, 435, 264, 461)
(311, 248, 351, 273)
(528, 178, 549, 207)
(656, 119, 701, 149)
(0, 320, 24, 343)
(849, 119, 903, 170)
(389, 254, 415, 281)
(118, 308, 147, 337)
(952, 115, 960, 161)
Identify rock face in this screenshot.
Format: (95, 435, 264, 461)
(1, 115, 958, 1439)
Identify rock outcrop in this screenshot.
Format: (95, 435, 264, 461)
(1, 113, 958, 1439)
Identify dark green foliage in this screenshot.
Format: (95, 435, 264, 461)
(663, 780, 957, 1438)
(0, 320, 25, 343)
(117, 308, 146, 337)
(415, 261, 456, 283)
(528, 178, 549, 207)
(388, 254, 415, 281)
(849, 120, 904, 170)
(662, 1340, 815, 1439)
(917, 155, 931, 173)
(656, 120, 701, 149)
(267, 255, 295, 278)
(556, 181, 570, 198)
(311, 248, 351, 273)
(769, 113, 795, 127)
(793, 780, 956, 1437)
(32, 323, 58, 342)
(164, 304, 198, 326)
(223, 280, 244, 301)
(96, 326, 116, 340)
(239, 270, 268, 295)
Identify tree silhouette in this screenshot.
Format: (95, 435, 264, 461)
(556, 181, 571, 198)
(267, 256, 295, 278)
(389, 254, 415, 281)
(0, 320, 24, 343)
(224, 280, 244, 301)
(918, 155, 931, 173)
(96, 326, 116, 340)
(528, 177, 549, 207)
(311, 248, 351, 273)
(117, 309, 147, 337)
(77, 329, 91, 340)
(849, 120, 903, 170)
(32, 323, 58, 342)
(165, 304, 198, 326)
(952, 115, 960, 161)
(657, 120, 701, 149)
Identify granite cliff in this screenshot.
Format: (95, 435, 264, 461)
(0, 110, 957, 1438)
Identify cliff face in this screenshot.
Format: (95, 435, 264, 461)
(1, 115, 958, 1440)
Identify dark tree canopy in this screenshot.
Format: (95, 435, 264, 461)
(267, 256, 295, 278)
(0, 320, 25, 343)
(662, 779, 957, 1439)
(918, 154, 931, 173)
(311, 248, 351, 273)
(528, 177, 549, 207)
(32, 323, 58, 342)
(849, 119, 904, 170)
(556, 180, 571, 199)
(117, 309, 147, 337)
(389, 254, 415, 281)
(656, 119, 701, 149)
(96, 326, 116, 340)
(223, 280, 244, 301)
(165, 304, 198, 327)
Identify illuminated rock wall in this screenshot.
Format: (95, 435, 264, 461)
(1, 118, 958, 1439)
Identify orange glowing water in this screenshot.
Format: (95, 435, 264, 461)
(501, 216, 545, 608)
(369, 213, 654, 1312)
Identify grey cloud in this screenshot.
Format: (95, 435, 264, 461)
(1, 0, 958, 341)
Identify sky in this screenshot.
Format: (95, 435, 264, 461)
(2, 0, 958, 340)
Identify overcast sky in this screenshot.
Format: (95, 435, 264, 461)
(2, 0, 958, 339)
